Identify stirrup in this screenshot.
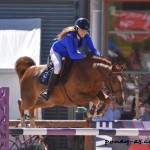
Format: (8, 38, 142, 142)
(40, 90, 49, 100)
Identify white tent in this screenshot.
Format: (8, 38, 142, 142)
(0, 18, 41, 119)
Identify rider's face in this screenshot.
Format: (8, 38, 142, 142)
(77, 28, 87, 38)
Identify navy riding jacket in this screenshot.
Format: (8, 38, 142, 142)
(52, 31, 100, 59)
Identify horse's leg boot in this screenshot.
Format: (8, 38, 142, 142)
(40, 72, 59, 100)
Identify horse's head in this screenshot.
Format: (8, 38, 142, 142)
(92, 57, 126, 106)
(108, 64, 126, 106)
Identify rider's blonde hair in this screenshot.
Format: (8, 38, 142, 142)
(57, 26, 76, 39)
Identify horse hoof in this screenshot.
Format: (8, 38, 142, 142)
(85, 117, 92, 121)
(97, 111, 104, 116)
(84, 113, 92, 121)
(26, 124, 30, 128)
(98, 113, 104, 117)
(86, 117, 92, 121)
(18, 123, 26, 128)
(28, 124, 36, 128)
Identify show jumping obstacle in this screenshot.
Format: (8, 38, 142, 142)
(1, 86, 150, 150)
(0, 87, 9, 150)
(9, 127, 150, 136)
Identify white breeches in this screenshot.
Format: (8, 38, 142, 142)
(50, 48, 62, 74)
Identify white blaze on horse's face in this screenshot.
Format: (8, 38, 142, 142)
(117, 75, 125, 101)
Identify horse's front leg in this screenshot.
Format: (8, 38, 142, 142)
(97, 91, 111, 116)
(86, 98, 100, 119)
(97, 97, 111, 116)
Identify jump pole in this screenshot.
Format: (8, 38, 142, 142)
(9, 119, 92, 150)
(9, 127, 150, 136)
(10, 120, 92, 150)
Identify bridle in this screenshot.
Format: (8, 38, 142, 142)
(95, 63, 124, 101)
(105, 72, 124, 100)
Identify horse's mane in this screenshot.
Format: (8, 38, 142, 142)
(91, 56, 112, 66)
(15, 56, 111, 81)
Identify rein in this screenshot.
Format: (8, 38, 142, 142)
(95, 63, 123, 100)
(105, 73, 123, 95)
(105, 73, 118, 100)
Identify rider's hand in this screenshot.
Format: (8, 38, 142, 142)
(86, 51, 93, 58)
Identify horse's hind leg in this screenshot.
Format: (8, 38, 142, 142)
(29, 107, 36, 128)
(28, 98, 55, 128)
(18, 99, 26, 127)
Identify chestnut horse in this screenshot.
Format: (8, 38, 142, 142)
(15, 56, 125, 127)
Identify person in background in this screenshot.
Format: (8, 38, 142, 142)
(139, 101, 150, 121)
(140, 81, 150, 104)
(120, 97, 136, 120)
(92, 99, 121, 121)
(146, 82, 150, 102)
(40, 18, 101, 100)
(130, 48, 141, 71)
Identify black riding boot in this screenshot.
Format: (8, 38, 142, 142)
(40, 72, 59, 100)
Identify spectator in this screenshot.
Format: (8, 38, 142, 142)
(146, 82, 150, 102)
(92, 99, 121, 121)
(120, 98, 136, 120)
(140, 81, 150, 103)
(139, 102, 150, 121)
(130, 48, 141, 71)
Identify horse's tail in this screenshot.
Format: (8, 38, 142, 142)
(15, 56, 36, 79)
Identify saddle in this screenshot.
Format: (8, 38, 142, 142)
(39, 55, 73, 85)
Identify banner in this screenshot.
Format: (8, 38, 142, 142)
(115, 33, 150, 42)
(112, 11, 150, 42)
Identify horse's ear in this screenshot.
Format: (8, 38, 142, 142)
(119, 64, 126, 71)
(112, 64, 117, 71)
(112, 63, 126, 72)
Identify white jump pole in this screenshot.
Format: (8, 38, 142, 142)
(9, 127, 150, 137)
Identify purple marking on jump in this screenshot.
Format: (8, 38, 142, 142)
(139, 130, 150, 136)
(0, 87, 9, 150)
(47, 129, 76, 135)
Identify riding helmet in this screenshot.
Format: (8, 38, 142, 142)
(75, 18, 90, 30)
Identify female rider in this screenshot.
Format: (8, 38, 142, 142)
(40, 18, 101, 100)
